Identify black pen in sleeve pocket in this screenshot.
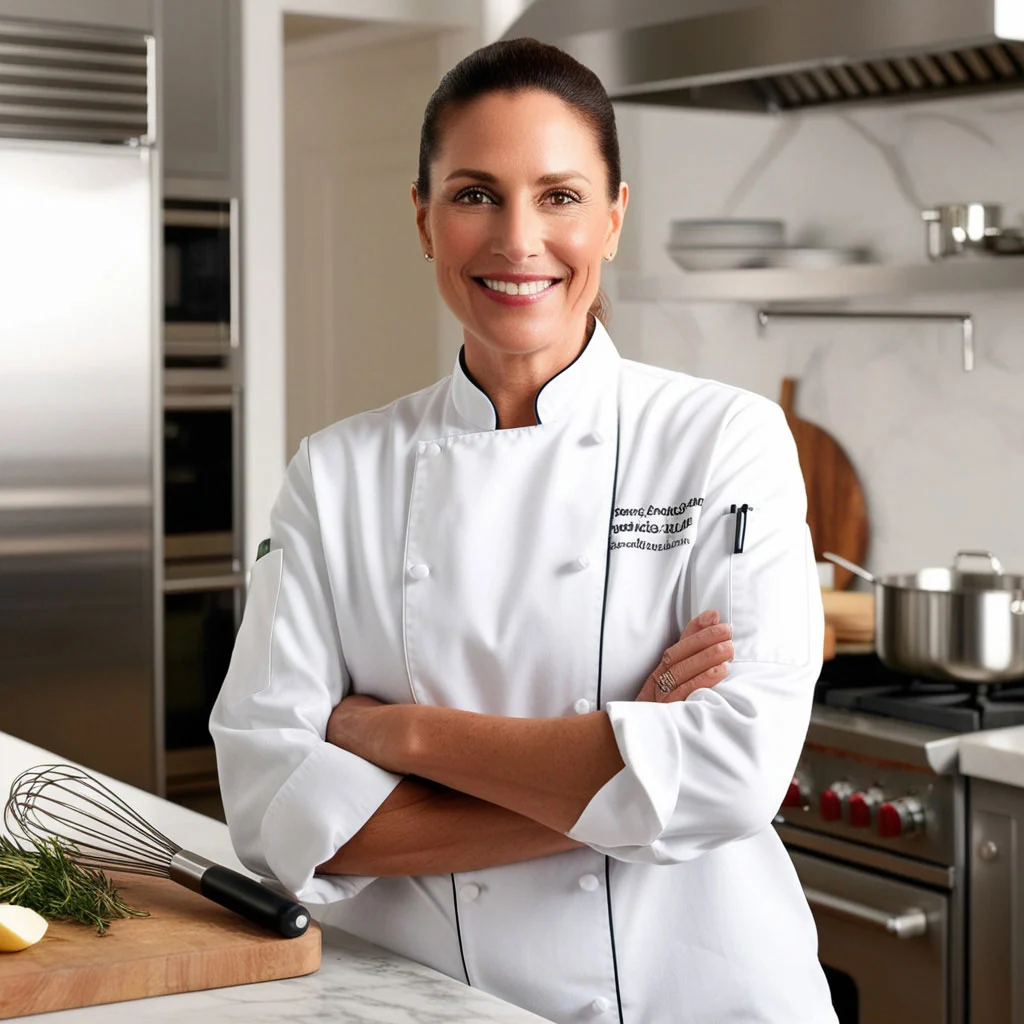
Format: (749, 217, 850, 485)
(730, 504, 753, 554)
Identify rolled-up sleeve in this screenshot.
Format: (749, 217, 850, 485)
(209, 437, 402, 903)
(568, 397, 823, 863)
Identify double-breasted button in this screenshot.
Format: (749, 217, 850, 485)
(578, 873, 600, 892)
(459, 883, 480, 902)
(591, 996, 612, 1014)
(422, 442, 442, 457)
(408, 564, 431, 580)
(585, 430, 604, 446)
(574, 554, 591, 571)
(574, 698, 592, 715)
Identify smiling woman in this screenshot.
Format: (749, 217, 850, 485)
(413, 78, 627, 427)
(210, 37, 836, 1024)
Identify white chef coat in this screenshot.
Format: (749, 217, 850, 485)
(210, 317, 838, 1024)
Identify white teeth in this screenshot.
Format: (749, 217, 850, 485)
(481, 278, 556, 296)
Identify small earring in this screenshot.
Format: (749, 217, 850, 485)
(424, 252, 434, 262)
(603, 252, 615, 262)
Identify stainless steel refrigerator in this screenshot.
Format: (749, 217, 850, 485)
(0, 17, 162, 792)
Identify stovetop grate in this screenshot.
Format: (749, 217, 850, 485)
(818, 653, 1024, 732)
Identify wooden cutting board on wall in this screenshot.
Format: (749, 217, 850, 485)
(779, 378, 868, 592)
(0, 872, 320, 1019)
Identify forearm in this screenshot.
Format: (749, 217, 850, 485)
(395, 708, 625, 833)
(316, 776, 583, 877)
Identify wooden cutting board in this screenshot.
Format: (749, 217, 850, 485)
(0, 871, 320, 1019)
(779, 378, 868, 592)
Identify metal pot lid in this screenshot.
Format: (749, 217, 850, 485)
(882, 551, 1024, 594)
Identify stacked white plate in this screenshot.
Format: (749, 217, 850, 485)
(667, 219, 866, 271)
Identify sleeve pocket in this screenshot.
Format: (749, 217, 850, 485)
(219, 548, 284, 705)
(731, 519, 813, 666)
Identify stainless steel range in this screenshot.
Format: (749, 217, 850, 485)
(776, 653, 1024, 1024)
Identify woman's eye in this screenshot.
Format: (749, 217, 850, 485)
(547, 190, 581, 206)
(456, 187, 494, 204)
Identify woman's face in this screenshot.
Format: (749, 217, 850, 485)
(413, 89, 628, 359)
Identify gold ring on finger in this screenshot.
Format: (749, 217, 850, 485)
(655, 671, 675, 694)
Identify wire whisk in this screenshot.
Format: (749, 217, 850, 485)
(5, 764, 310, 938)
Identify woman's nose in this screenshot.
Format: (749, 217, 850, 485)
(491, 198, 543, 263)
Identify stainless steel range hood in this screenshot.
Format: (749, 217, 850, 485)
(505, 0, 1024, 112)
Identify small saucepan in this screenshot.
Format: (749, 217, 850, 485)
(823, 550, 1024, 684)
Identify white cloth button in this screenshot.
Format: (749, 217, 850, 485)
(408, 564, 430, 580)
(589, 430, 604, 445)
(574, 554, 590, 571)
(424, 442, 442, 457)
(591, 996, 611, 1014)
(578, 873, 600, 892)
(460, 883, 480, 902)
(574, 698, 592, 715)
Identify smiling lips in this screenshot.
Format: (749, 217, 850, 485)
(473, 275, 561, 304)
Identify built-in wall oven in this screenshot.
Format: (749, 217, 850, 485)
(162, 195, 242, 818)
(164, 389, 238, 562)
(163, 199, 237, 359)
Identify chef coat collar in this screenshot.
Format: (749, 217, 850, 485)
(451, 316, 619, 431)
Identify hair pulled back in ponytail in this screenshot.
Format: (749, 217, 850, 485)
(416, 38, 620, 326)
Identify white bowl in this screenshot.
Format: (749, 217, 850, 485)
(669, 218, 785, 249)
(667, 246, 775, 272)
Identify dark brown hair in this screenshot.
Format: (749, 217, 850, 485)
(416, 37, 620, 324)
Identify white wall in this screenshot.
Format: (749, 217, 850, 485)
(604, 91, 1024, 578)
(284, 30, 445, 456)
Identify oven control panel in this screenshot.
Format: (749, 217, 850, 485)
(776, 758, 959, 867)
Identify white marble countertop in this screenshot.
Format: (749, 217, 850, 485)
(0, 732, 551, 1023)
(959, 726, 1024, 789)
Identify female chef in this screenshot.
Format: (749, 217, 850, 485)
(210, 37, 837, 1024)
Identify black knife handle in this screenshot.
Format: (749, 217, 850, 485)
(200, 865, 311, 938)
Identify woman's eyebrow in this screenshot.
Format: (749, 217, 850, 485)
(442, 169, 591, 185)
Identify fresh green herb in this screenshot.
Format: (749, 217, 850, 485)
(0, 835, 148, 935)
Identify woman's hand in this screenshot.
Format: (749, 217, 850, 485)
(635, 610, 733, 703)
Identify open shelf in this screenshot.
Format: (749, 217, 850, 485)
(615, 259, 1024, 304)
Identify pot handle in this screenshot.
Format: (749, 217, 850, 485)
(822, 551, 877, 585)
(953, 550, 1003, 575)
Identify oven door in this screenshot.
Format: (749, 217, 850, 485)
(163, 561, 243, 752)
(163, 200, 237, 359)
(789, 850, 950, 1024)
(163, 389, 239, 562)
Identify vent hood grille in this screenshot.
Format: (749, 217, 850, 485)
(0, 18, 151, 145)
(520, 0, 1024, 112)
(750, 42, 1024, 112)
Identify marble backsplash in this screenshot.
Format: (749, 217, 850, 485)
(606, 90, 1024, 581)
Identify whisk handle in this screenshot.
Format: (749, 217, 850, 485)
(200, 866, 311, 938)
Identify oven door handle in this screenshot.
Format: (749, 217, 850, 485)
(802, 886, 928, 939)
(164, 572, 244, 594)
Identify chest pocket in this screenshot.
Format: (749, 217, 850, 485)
(693, 506, 813, 667)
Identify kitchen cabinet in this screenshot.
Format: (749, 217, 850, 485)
(159, 0, 240, 192)
(970, 776, 1024, 1024)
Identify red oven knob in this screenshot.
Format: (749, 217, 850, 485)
(782, 775, 809, 810)
(847, 788, 883, 828)
(820, 782, 852, 822)
(878, 797, 925, 839)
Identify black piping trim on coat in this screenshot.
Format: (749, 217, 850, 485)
(458, 347, 501, 430)
(597, 404, 626, 1024)
(451, 873, 471, 985)
(532, 312, 597, 425)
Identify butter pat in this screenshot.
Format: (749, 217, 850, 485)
(0, 904, 48, 952)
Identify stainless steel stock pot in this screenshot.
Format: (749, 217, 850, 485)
(825, 550, 1024, 684)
